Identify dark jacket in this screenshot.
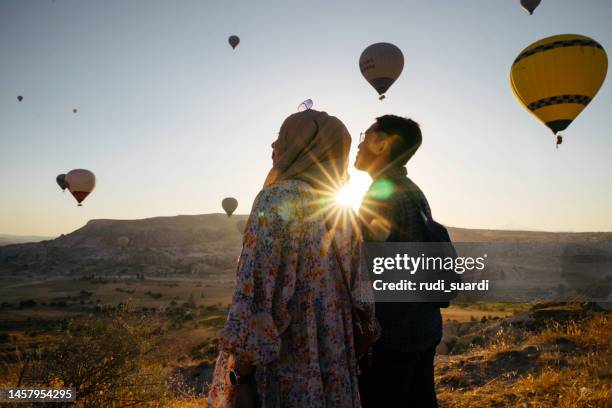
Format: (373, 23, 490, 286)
(359, 166, 442, 352)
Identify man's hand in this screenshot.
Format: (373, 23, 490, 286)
(234, 384, 256, 408)
(232, 360, 256, 407)
(235, 361, 254, 377)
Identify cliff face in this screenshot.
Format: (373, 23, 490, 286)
(1, 214, 610, 279)
(0, 214, 248, 278)
(447, 227, 612, 243)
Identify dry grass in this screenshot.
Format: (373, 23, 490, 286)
(436, 310, 611, 408)
(533, 314, 610, 349)
(161, 396, 207, 407)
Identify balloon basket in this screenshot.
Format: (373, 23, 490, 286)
(379, 95, 386, 101)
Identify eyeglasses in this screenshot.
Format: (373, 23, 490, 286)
(359, 130, 386, 143)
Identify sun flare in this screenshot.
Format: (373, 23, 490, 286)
(335, 173, 371, 213)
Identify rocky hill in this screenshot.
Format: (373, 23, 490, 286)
(448, 227, 612, 243)
(1, 214, 611, 282)
(0, 214, 248, 279)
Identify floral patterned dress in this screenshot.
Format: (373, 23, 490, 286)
(207, 180, 376, 408)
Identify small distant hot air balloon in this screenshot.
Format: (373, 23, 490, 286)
(520, 0, 542, 15)
(359, 43, 404, 100)
(297, 99, 313, 111)
(510, 34, 608, 148)
(117, 236, 130, 248)
(73, 108, 77, 114)
(222, 197, 238, 217)
(17, 96, 23, 102)
(228, 35, 240, 50)
(65, 169, 96, 206)
(56, 174, 68, 192)
(236, 219, 248, 234)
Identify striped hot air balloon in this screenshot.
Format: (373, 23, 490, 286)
(510, 34, 608, 147)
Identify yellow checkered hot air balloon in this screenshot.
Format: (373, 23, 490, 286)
(510, 34, 608, 148)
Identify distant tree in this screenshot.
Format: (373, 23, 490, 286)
(18, 299, 37, 309)
(79, 290, 93, 298)
(145, 291, 162, 299)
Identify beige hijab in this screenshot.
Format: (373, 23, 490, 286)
(264, 109, 351, 192)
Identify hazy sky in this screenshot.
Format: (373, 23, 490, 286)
(1, 0, 611, 236)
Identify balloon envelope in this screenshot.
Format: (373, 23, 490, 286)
(520, 0, 541, 15)
(359, 43, 404, 98)
(17, 96, 23, 102)
(117, 236, 130, 247)
(236, 219, 248, 234)
(222, 197, 238, 216)
(228, 35, 240, 49)
(56, 174, 68, 191)
(65, 169, 96, 205)
(510, 34, 608, 135)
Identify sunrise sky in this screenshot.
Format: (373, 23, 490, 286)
(1, 0, 611, 236)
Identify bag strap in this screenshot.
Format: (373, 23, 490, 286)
(404, 185, 430, 226)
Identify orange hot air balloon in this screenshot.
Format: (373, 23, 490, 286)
(65, 169, 96, 206)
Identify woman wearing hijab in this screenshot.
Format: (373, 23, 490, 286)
(207, 109, 378, 407)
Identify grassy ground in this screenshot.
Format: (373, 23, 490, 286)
(1, 274, 609, 407)
(0, 276, 233, 407)
(0, 275, 234, 308)
(436, 304, 611, 407)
